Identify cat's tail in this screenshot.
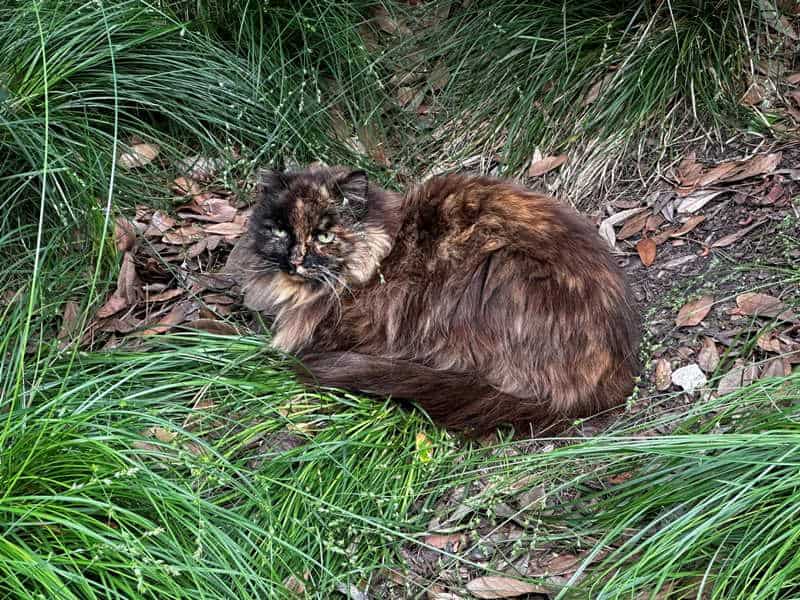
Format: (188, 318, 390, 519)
(293, 352, 555, 434)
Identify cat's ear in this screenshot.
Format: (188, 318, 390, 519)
(335, 170, 369, 218)
(257, 169, 290, 199)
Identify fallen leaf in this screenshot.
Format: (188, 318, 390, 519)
(96, 252, 141, 318)
(636, 238, 657, 267)
(148, 288, 184, 303)
(142, 301, 192, 335)
(172, 176, 202, 197)
(95, 294, 128, 319)
(721, 152, 782, 183)
(609, 471, 633, 484)
(150, 211, 176, 233)
(671, 215, 707, 237)
(736, 292, 795, 320)
(787, 72, 800, 85)
(671, 363, 707, 394)
(644, 214, 665, 232)
(675, 295, 714, 327)
(202, 222, 246, 237)
(185, 319, 238, 335)
(654, 358, 672, 391)
(711, 218, 768, 248)
(465, 576, 549, 599)
(741, 82, 765, 106)
(187, 238, 208, 258)
(582, 72, 614, 106)
(617, 211, 650, 240)
(697, 337, 720, 373)
(283, 575, 306, 595)
(115, 217, 137, 252)
(179, 196, 237, 223)
(57, 301, 81, 341)
(597, 207, 649, 249)
(543, 553, 581, 575)
(162, 225, 204, 245)
(427, 61, 450, 90)
(761, 357, 791, 379)
(371, 5, 411, 35)
(424, 533, 464, 551)
(717, 360, 756, 396)
(119, 143, 159, 169)
(757, 333, 783, 353)
(662, 255, 697, 270)
(527, 154, 568, 177)
(677, 190, 727, 213)
(176, 155, 223, 181)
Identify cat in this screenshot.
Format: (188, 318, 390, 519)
(229, 164, 640, 434)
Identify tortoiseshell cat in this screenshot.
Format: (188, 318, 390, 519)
(230, 165, 640, 433)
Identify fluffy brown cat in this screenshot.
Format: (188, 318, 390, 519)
(229, 165, 640, 433)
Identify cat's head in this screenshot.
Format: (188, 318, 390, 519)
(249, 165, 394, 289)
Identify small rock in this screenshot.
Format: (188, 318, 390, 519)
(671, 363, 707, 394)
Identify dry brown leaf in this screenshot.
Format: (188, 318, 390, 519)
(676, 190, 727, 213)
(185, 319, 239, 336)
(717, 360, 757, 396)
(176, 155, 223, 181)
(172, 176, 202, 197)
(179, 196, 237, 223)
(527, 154, 568, 177)
(582, 72, 614, 106)
(142, 302, 192, 335)
(722, 152, 782, 183)
(162, 224, 204, 245)
(115, 217, 137, 252)
(711, 218, 767, 248)
(428, 61, 450, 90)
(609, 471, 634, 484)
(675, 295, 714, 327)
(57, 301, 81, 341)
(203, 293, 235, 305)
(617, 211, 650, 240)
(544, 554, 581, 575)
(671, 215, 706, 238)
(202, 222, 246, 237)
(741, 82, 765, 106)
(757, 333, 783, 353)
(283, 575, 306, 595)
(148, 288, 184, 303)
(96, 252, 141, 318)
(95, 295, 128, 319)
(424, 533, 464, 551)
(187, 238, 208, 258)
(636, 238, 657, 267)
(654, 358, 672, 391)
(465, 576, 548, 599)
(761, 357, 791, 379)
(644, 214, 665, 232)
(119, 143, 159, 169)
(371, 5, 411, 35)
(597, 207, 649, 248)
(736, 292, 796, 321)
(150, 211, 176, 233)
(697, 337, 720, 373)
(787, 72, 800, 85)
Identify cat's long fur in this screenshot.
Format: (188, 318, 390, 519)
(232, 166, 640, 433)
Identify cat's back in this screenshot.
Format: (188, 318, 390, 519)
(399, 173, 616, 276)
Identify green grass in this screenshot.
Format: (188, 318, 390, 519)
(2, 0, 800, 598)
(407, 0, 772, 186)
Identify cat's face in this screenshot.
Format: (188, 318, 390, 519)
(250, 166, 388, 288)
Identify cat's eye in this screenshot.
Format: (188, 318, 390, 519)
(271, 228, 288, 239)
(316, 231, 335, 244)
